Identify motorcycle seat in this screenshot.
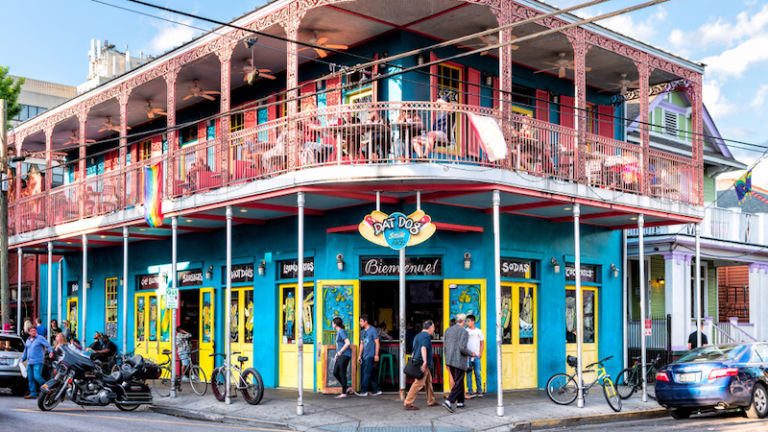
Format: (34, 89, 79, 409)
(102, 371, 122, 383)
(126, 355, 144, 368)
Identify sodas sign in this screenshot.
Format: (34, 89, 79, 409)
(359, 210, 436, 250)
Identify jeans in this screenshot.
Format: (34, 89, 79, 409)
(28, 363, 45, 397)
(447, 366, 466, 404)
(359, 357, 380, 393)
(333, 355, 351, 394)
(466, 357, 482, 393)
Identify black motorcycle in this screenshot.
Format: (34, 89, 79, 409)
(37, 345, 159, 412)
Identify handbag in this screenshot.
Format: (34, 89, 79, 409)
(19, 361, 27, 379)
(404, 356, 424, 379)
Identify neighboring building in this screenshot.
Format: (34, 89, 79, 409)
(8, 0, 707, 393)
(78, 39, 150, 94)
(9, 76, 76, 127)
(625, 92, 766, 358)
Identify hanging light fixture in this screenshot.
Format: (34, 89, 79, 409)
(258, 260, 266, 276)
(551, 257, 561, 274)
(336, 254, 345, 271)
(463, 252, 472, 270)
(610, 264, 619, 278)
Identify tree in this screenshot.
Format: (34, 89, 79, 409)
(0, 67, 24, 128)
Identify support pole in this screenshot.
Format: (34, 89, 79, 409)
(225, 206, 232, 404)
(0, 100, 7, 331)
(47, 242, 52, 339)
(122, 226, 128, 355)
(376, 191, 380, 212)
(695, 223, 702, 348)
(574, 204, 584, 408)
(170, 217, 177, 398)
(398, 249, 406, 400)
(492, 190, 503, 417)
(622, 230, 628, 370)
(57, 257, 62, 330)
(296, 193, 305, 415)
(82, 235, 88, 347)
(639, 214, 647, 402)
(17, 248, 21, 333)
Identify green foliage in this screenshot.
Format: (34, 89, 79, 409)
(0, 66, 25, 128)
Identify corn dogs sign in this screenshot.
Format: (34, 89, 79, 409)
(358, 210, 436, 250)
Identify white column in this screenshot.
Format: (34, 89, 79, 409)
(398, 247, 406, 399)
(622, 230, 628, 369)
(225, 206, 233, 404)
(695, 224, 702, 347)
(170, 217, 178, 398)
(57, 257, 62, 329)
(47, 242, 52, 338)
(16, 248, 21, 333)
(122, 227, 128, 355)
(82, 235, 88, 347)
(638, 215, 646, 402)
(664, 252, 693, 350)
(492, 190, 503, 417)
(748, 264, 765, 341)
(296, 193, 305, 415)
(574, 204, 584, 407)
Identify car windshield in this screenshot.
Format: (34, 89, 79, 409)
(677, 344, 747, 363)
(0, 336, 24, 352)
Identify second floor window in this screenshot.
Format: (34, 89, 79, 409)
(436, 63, 462, 103)
(230, 113, 244, 132)
(139, 139, 152, 161)
(180, 125, 198, 145)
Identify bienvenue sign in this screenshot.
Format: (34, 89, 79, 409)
(358, 210, 436, 250)
(360, 256, 442, 277)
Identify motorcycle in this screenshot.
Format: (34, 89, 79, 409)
(37, 345, 159, 412)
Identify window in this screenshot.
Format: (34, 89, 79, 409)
(105, 277, 118, 329)
(139, 139, 152, 161)
(436, 63, 462, 103)
(690, 264, 706, 318)
(566, 288, 596, 344)
(664, 111, 678, 136)
(180, 125, 198, 145)
(230, 113, 244, 132)
(585, 104, 597, 134)
(511, 84, 534, 111)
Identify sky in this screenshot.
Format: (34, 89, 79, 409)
(2, 0, 768, 184)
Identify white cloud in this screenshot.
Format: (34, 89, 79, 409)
(668, 3, 768, 50)
(147, 15, 202, 55)
(599, 6, 667, 41)
(751, 84, 768, 108)
(701, 34, 768, 77)
(703, 79, 738, 118)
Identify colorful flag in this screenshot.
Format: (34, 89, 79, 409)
(735, 169, 752, 204)
(143, 163, 164, 227)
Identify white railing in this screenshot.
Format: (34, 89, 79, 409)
(629, 206, 768, 245)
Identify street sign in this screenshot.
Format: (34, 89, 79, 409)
(166, 286, 178, 309)
(643, 318, 652, 336)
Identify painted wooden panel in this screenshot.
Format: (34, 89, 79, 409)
(467, 68, 481, 107)
(597, 105, 614, 139)
(560, 96, 574, 129)
(535, 89, 549, 122)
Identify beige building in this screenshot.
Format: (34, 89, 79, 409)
(9, 76, 76, 127)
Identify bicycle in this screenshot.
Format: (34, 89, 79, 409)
(209, 352, 264, 405)
(151, 349, 208, 397)
(615, 354, 661, 400)
(546, 355, 621, 412)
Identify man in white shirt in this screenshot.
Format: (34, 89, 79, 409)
(465, 314, 485, 396)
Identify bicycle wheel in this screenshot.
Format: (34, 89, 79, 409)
(546, 373, 578, 405)
(210, 367, 227, 402)
(240, 368, 264, 405)
(189, 365, 208, 396)
(615, 368, 636, 400)
(153, 366, 172, 397)
(602, 378, 622, 412)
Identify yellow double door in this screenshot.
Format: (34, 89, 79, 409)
(565, 286, 598, 372)
(278, 283, 315, 389)
(67, 298, 79, 341)
(228, 287, 255, 371)
(500, 282, 538, 389)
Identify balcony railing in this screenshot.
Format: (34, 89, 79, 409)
(8, 101, 702, 236)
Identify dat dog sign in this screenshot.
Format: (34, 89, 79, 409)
(358, 210, 436, 250)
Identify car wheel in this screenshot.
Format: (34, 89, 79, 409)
(745, 384, 768, 419)
(667, 407, 691, 419)
(11, 383, 27, 396)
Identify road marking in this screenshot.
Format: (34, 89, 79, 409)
(13, 408, 291, 431)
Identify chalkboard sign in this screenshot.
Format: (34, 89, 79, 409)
(105, 321, 117, 339)
(321, 345, 357, 394)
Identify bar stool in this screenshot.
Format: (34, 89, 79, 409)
(431, 353, 443, 384)
(378, 353, 396, 385)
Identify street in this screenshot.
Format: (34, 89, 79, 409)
(0, 393, 288, 432)
(542, 411, 768, 432)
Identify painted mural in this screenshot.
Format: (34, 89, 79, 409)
(322, 284, 354, 345)
(201, 292, 212, 343)
(231, 292, 240, 342)
(136, 296, 145, 342)
(519, 285, 534, 341)
(244, 290, 254, 344)
(148, 296, 158, 341)
(449, 283, 481, 325)
(283, 290, 295, 341)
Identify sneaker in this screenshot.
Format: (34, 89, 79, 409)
(354, 391, 368, 397)
(457, 402, 465, 408)
(476, 392, 484, 398)
(335, 393, 347, 399)
(371, 390, 383, 396)
(467, 391, 475, 397)
(442, 400, 455, 413)
(181, 376, 189, 382)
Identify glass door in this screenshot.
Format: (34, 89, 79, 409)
(316, 280, 359, 392)
(278, 283, 315, 389)
(67, 297, 79, 342)
(199, 287, 215, 378)
(228, 287, 254, 370)
(501, 282, 537, 389)
(443, 280, 486, 392)
(565, 286, 598, 372)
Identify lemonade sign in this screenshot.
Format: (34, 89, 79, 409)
(358, 210, 436, 250)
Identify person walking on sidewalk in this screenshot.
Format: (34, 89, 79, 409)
(332, 317, 352, 398)
(465, 314, 484, 397)
(443, 313, 474, 413)
(21, 326, 52, 399)
(403, 320, 437, 410)
(355, 314, 381, 396)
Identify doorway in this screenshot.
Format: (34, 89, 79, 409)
(278, 283, 314, 389)
(500, 282, 537, 389)
(565, 286, 598, 371)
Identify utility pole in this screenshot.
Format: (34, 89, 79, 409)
(0, 99, 9, 329)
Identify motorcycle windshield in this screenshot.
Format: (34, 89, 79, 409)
(59, 345, 95, 371)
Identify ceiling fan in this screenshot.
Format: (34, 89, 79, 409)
(603, 73, 640, 95)
(243, 58, 276, 85)
(466, 31, 519, 55)
(184, 79, 220, 101)
(62, 130, 96, 146)
(144, 100, 167, 119)
(98, 116, 131, 133)
(298, 31, 348, 58)
(534, 52, 592, 79)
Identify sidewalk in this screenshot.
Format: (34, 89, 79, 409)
(150, 386, 667, 431)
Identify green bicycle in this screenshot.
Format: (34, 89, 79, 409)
(546, 355, 622, 412)
(616, 354, 661, 400)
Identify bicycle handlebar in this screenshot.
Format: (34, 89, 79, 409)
(585, 355, 614, 369)
(210, 351, 241, 357)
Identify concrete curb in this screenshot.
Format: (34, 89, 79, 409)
(149, 404, 295, 430)
(510, 407, 668, 431)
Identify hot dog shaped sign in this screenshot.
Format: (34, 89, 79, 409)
(358, 210, 436, 250)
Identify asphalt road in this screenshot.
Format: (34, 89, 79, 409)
(0, 393, 288, 432)
(542, 410, 768, 432)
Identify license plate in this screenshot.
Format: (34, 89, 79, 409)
(676, 372, 700, 383)
(0, 358, 11, 366)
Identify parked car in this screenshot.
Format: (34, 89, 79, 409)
(0, 332, 28, 396)
(656, 343, 768, 419)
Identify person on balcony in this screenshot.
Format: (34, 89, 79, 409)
(340, 110, 363, 159)
(413, 98, 451, 158)
(394, 107, 423, 160)
(362, 111, 391, 161)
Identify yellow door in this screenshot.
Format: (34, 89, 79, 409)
(67, 297, 79, 342)
(443, 280, 487, 392)
(158, 296, 174, 362)
(316, 280, 359, 391)
(134, 292, 160, 361)
(228, 287, 254, 370)
(565, 286, 598, 372)
(199, 287, 215, 379)
(500, 282, 537, 389)
(278, 283, 315, 389)
(146, 294, 160, 361)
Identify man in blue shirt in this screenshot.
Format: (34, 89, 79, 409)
(355, 314, 381, 396)
(21, 326, 52, 398)
(403, 320, 436, 410)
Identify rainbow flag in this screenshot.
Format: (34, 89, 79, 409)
(143, 163, 164, 227)
(735, 169, 753, 204)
